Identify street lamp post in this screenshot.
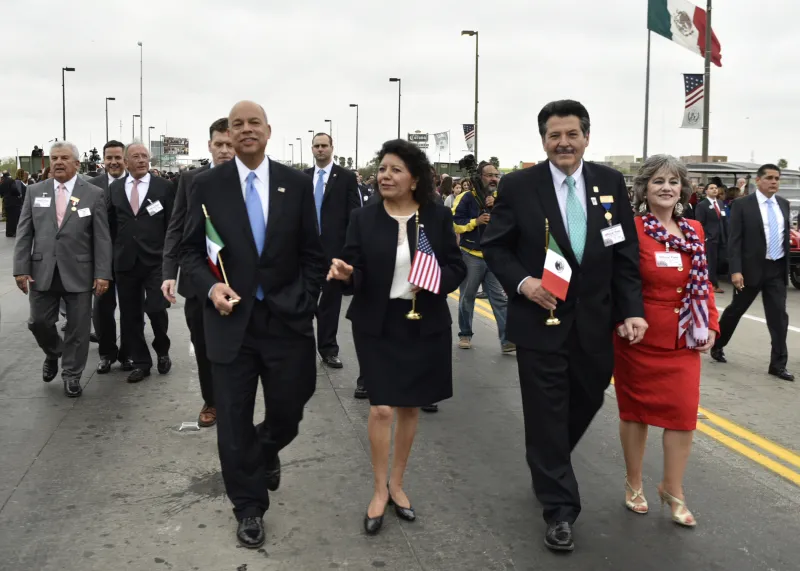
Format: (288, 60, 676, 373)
(461, 30, 479, 159)
(105, 97, 115, 143)
(296, 138, 303, 167)
(148, 126, 155, 153)
(62, 67, 75, 140)
(132, 114, 140, 140)
(324, 119, 332, 137)
(138, 41, 143, 142)
(389, 78, 401, 139)
(289, 143, 294, 167)
(349, 103, 359, 169)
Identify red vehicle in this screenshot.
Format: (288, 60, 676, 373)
(790, 200, 800, 289)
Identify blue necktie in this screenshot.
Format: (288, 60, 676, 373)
(245, 172, 266, 300)
(766, 199, 782, 260)
(315, 170, 325, 233)
(565, 175, 586, 264)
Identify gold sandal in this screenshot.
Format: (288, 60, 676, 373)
(625, 479, 648, 514)
(658, 485, 696, 527)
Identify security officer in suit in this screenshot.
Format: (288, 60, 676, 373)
(13, 142, 112, 397)
(694, 177, 727, 293)
(90, 140, 131, 373)
(162, 118, 234, 427)
(109, 143, 174, 383)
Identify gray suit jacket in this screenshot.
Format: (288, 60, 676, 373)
(13, 177, 113, 292)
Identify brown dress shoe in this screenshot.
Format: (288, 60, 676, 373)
(714, 287, 725, 293)
(198, 404, 217, 427)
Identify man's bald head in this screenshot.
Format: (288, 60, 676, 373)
(228, 100, 271, 166)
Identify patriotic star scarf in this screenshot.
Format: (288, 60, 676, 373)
(641, 213, 710, 348)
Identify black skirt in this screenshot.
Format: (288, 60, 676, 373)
(353, 299, 453, 407)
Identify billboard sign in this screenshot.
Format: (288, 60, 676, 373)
(408, 132, 429, 149)
(162, 136, 189, 155)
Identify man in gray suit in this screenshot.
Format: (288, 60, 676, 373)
(13, 142, 112, 397)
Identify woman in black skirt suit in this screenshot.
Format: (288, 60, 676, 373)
(328, 139, 466, 535)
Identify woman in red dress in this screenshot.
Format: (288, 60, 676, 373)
(614, 155, 719, 527)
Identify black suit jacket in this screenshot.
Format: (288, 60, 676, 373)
(180, 158, 326, 364)
(109, 175, 175, 272)
(727, 192, 790, 286)
(162, 164, 210, 297)
(341, 201, 466, 337)
(481, 161, 644, 351)
(304, 164, 361, 261)
(695, 198, 727, 245)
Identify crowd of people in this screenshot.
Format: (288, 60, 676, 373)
(5, 97, 794, 554)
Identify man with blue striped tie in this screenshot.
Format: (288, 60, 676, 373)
(180, 101, 326, 548)
(712, 164, 794, 382)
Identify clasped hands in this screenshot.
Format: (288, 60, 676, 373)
(520, 277, 649, 345)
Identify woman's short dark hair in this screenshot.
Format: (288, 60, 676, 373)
(440, 176, 453, 196)
(377, 139, 433, 205)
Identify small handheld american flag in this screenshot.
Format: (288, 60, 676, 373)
(408, 225, 441, 294)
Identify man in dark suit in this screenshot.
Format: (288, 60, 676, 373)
(304, 133, 360, 368)
(180, 101, 325, 549)
(109, 143, 174, 383)
(162, 118, 234, 427)
(712, 164, 794, 381)
(482, 100, 646, 552)
(695, 177, 727, 293)
(91, 140, 131, 373)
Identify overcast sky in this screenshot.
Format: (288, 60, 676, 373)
(2, 0, 798, 170)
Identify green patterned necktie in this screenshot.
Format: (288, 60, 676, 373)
(565, 175, 586, 263)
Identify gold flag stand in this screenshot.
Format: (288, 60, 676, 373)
(544, 218, 560, 326)
(406, 210, 422, 320)
(202, 204, 238, 307)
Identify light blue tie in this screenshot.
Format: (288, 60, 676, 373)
(565, 175, 586, 263)
(766, 199, 782, 260)
(315, 170, 325, 233)
(245, 172, 266, 300)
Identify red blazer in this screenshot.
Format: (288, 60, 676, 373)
(635, 217, 720, 350)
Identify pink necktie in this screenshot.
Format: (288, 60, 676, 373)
(130, 179, 140, 215)
(56, 183, 67, 228)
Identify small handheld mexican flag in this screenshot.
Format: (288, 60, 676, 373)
(203, 205, 225, 282)
(541, 235, 571, 301)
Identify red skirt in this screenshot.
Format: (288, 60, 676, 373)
(613, 337, 700, 431)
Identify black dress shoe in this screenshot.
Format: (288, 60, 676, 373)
(120, 359, 134, 372)
(710, 347, 727, 363)
(545, 521, 574, 552)
(157, 355, 172, 375)
(96, 357, 113, 375)
(236, 516, 265, 549)
(43, 358, 59, 382)
(769, 368, 795, 382)
(127, 369, 151, 383)
(265, 455, 281, 491)
(89, 332, 99, 344)
(421, 404, 439, 413)
(322, 355, 343, 368)
(388, 493, 416, 521)
(354, 384, 368, 399)
(63, 378, 82, 398)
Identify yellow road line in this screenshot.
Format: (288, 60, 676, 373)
(696, 423, 800, 486)
(448, 291, 800, 485)
(698, 407, 800, 470)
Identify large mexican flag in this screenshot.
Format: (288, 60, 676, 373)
(541, 237, 571, 301)
(648, 0, 722, 67)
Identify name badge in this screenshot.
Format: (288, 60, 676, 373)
(656, 252, 683, 268)
(721, 211, 726, 217)
(600, 195, 614, 204)
(601, 224, 625, 247)
(146, 200, 164, 216)
(78, 208, 91, 218)
(34, 197, 52, 208)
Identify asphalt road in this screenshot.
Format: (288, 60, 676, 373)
(0, 224, 798, 571)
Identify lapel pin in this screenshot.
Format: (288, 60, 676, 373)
(71, 207, 77, 212)
(333, 173, 338, 178)
(277, 187, 286, 193)
(593, 186, 599, 193)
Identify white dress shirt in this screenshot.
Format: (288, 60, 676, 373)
(108, 171, 127, 186)
(518, 162, 588, 293)
(389, 213, 414, 300)
(53, 174, 77, 199)
(125, 172, 151, 209)
(756, 190, 785, 260)
(313, 160, 334, 193)
(235, 156, 270, 222)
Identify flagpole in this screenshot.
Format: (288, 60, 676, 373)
(643, 30, 651, 160)
(701, 0, 712, 162)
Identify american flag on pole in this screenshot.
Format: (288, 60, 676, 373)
(681, 74, 704, 129)
(463, 124, 475, 152)
(408, 226, 441, 294)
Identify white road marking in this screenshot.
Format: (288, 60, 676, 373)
(717, 305, 800, 334)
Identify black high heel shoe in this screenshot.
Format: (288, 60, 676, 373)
(388, 487, 416, 522)
(364, 498, 389, 535)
